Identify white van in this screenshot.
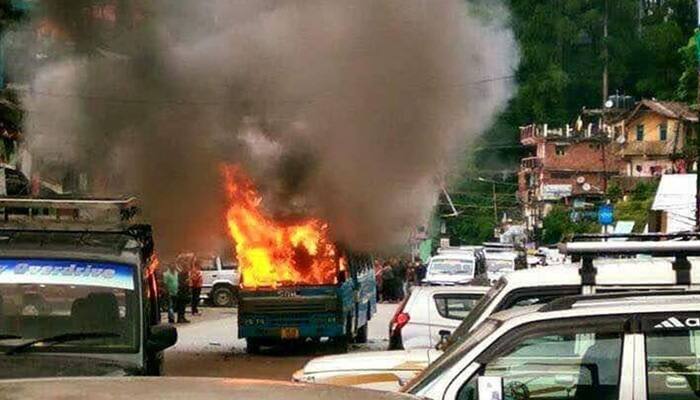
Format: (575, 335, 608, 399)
(423, 254, 483, 286)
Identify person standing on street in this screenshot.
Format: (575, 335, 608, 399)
(392, 259, 406, 301)
(176, 255, 192, 324)
(415, 257, 427, 284)
(374, 260, 383, 302)
(190, 258, 203, 316)
(406, 261, 417, 291)
(163, 264, 179, 324)
(381, 262, 395, 302)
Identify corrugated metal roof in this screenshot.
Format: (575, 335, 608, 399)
(628, 99, 698, 123)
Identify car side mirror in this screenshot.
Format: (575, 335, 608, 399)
(148, 324, 177, 352)
(477, 376, 503, 400)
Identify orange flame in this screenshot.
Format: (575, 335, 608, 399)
(222, 165, 338, 289)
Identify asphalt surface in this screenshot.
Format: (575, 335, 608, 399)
(164, 303, 398, 380)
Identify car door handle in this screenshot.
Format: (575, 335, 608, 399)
(666, 376, 689, 389)
(212, 274, 218, 278)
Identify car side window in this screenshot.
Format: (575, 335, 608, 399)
(645, 314, 700, 400)
(435, 295, 482, 320)
(500, 288, 580, 311)
(457, 327, 623, 400)
(200, 258, 217, 271)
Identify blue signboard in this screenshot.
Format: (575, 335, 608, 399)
(598, 204, 614, 226)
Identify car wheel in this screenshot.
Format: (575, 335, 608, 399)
(211, 286, 234, 307)
(388, 333, 403, 350)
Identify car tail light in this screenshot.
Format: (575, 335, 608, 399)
(389, 297, 411, 336)
(395, 312, 410, 327)
(390, 312, 410, 338)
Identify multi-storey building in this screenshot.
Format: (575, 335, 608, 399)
(518, 123, 621, 233)
(615, 99, 697, 177)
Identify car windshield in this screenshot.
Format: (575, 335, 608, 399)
(0, 259, 139, 354)
(429, 259, 474, 275)
(486, 259, 515, 272)
(446, 277, 507, 347)
(403, 318, 501, 394)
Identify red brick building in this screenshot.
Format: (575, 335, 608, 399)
(518, 123, 621, 233)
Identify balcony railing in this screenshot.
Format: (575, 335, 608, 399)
(521, 156, 542, 170)
(520, 123, 612, 145)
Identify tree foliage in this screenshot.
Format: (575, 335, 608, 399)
(613, 181, 658, 232)
(446, 0, 697, 246)
(541, 205, 598, 245)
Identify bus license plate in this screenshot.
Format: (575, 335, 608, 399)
(281, 328, 299, 339)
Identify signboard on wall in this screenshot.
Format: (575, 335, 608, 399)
(598, 204, 614, 225)
(541, 184, 572, 200)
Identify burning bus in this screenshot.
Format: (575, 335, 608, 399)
(223, 166, 377, 353)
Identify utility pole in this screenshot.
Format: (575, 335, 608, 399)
(696, 0, 700, 105)
(696, 0, 700, 230)
(492, 182, 498, 227)
(603, 0, 609, 104)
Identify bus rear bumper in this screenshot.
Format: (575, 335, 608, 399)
(239, 319, 345, 340)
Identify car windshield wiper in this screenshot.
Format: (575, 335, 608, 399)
(0, 334, 21, 340)
(5, 332, 121, 355)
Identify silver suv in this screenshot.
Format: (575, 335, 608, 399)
(200, 256, 239, 307)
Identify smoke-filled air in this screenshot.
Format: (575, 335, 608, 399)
(17, 0, 518, 256)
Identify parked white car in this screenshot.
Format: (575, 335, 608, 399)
(423, 253, 484, 286)
(483, 252, 516, 283)
(293, 348, 443, 391)
(389, 286, 490, 350)
(405, 291, 700, 400)
(199, 255, 239, 307)
(294, 286, 487, 391)
(293, 238, 700, 392)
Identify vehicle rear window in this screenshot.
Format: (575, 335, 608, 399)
(430, 259, 475, 275)
(434, 294, 482, 320)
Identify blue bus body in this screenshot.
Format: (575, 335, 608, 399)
(238, 255, 376, 351)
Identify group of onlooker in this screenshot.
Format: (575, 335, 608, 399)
(162, 253, 203, 324)
(374, 257, 426, 303)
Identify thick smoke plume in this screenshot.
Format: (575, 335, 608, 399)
(19, 0, 518, 256)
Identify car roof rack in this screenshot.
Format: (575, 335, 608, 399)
(0, 197, 139, 232)
(559, 239, 700, 286)
(0, 197, 154, 266)
(437, 246, 482, 255)
(570, 232, 700, 242)
(540, 289, 700, 312)
(483, 242, 515, 248)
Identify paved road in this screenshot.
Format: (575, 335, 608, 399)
(164, 303, 398, 380)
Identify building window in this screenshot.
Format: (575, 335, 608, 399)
(636, 124, 644, 141)
(659, 122, 667, 141)
(555, 145, 567, 156)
